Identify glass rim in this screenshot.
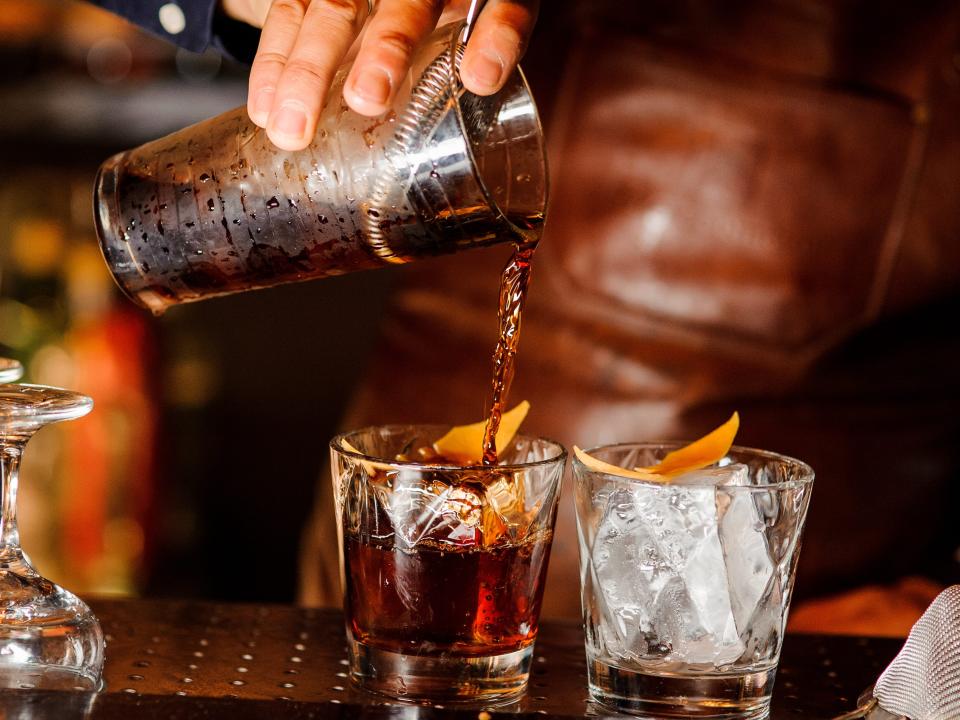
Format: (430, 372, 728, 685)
(573, 441, 814, 488)
(94, 157, 155, 313)
(330, 424, 567, 472)
(444, 22, 548, 238)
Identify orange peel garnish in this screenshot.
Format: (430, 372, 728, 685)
(573, 446, 667, 482)
(638, 412, 740, 477)
(574, 412, 740, 483)
(433, 400, 530, 464)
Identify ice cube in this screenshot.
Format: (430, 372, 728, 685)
(718, 489, 775, 634)
(386, 471, 482, 549)
(482, 471, 528, 547)
(638, 485, 742, 665)
(591, 488, 656, 655)
(675, 463, 775, 635)
(591, 484, 744, 666)
(672, 462, 750, 487)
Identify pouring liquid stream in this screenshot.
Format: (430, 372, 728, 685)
(480, 217, 542, 466)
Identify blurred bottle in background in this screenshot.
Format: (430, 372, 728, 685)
(0, 0, 390, 603)
(0, 0, 240, 597)
(0, 170, 157, 595)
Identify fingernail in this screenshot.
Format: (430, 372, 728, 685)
(466, 49, 504, 90)
(271, 102, 307, 139)
(251, 88, 274, 124)
(350, 67, 391, 106)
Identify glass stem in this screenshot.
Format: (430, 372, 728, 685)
(0, 441, 24, 552)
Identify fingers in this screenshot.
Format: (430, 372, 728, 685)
(246, 0, 539, 149)
(343, 0, 444, 116)
(459, 0, 538, 96)
(250, 0, 370, 150)
(247, 0, 308, 129)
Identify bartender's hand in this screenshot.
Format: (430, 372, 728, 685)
(220, 0, 538, 151)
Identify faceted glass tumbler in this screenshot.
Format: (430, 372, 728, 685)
(573, 443, 814, 719)
(331, 426, 565, 704)
(0, 385, 104, 691)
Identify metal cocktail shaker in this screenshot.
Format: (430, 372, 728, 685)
(94, 23, 546, 314)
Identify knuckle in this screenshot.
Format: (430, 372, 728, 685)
(315, 0, 364, 28)
(270, 0, 308, 21)
(373, 29, 416, 60)
(254, 50, 289, 69)
(407, 0, 442, 16)
(283, 59, 330, 88)
(488, 3, 534, 45)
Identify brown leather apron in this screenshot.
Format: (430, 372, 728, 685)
(302, 0, 960, 620)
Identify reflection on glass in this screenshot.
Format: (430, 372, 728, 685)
(0, 360, 23, 384)
(0, 687, 96, 719)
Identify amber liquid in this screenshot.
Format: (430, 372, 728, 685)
(345, 531, 552, 657)
(345, 217, 548, 659)
(481, 219, 542, 465)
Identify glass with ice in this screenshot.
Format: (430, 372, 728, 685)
(331, 425, 565, 704)
(573, 442, 813, 718)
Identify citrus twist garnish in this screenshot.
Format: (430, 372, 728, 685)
(433, 400, 530, 464)
(574, 412, 740, 483)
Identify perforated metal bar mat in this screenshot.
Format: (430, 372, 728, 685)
(0, 600, 902, 719)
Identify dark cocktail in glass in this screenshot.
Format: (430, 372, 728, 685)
(331, 425, 564, 704)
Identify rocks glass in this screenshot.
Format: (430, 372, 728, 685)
(331, 425, 565, 704)
(574, 443, 813, 718)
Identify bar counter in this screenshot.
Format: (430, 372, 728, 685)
(0, 599, 900, 718)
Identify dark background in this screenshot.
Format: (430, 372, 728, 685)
(0, 0, 403, 601)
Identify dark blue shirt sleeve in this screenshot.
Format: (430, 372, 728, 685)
(86, 0, 259, 64)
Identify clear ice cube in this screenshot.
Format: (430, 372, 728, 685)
(386, 471, 483, 549)
(676, 463, 775, 636)
(672, 463, 749, 488)
(591, 463, 774, 668)
(718, 488, 775, 634)
(592, 483, 742, 666)
(590, 488, 655, 655)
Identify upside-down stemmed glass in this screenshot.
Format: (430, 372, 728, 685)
(0, 383, 104, 690)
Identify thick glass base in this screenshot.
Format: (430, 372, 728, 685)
(0, 665, 99, 691)
(348, 636, 532, 705)
(588, 657, 775, 719)
(0, 561, 104, 691)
